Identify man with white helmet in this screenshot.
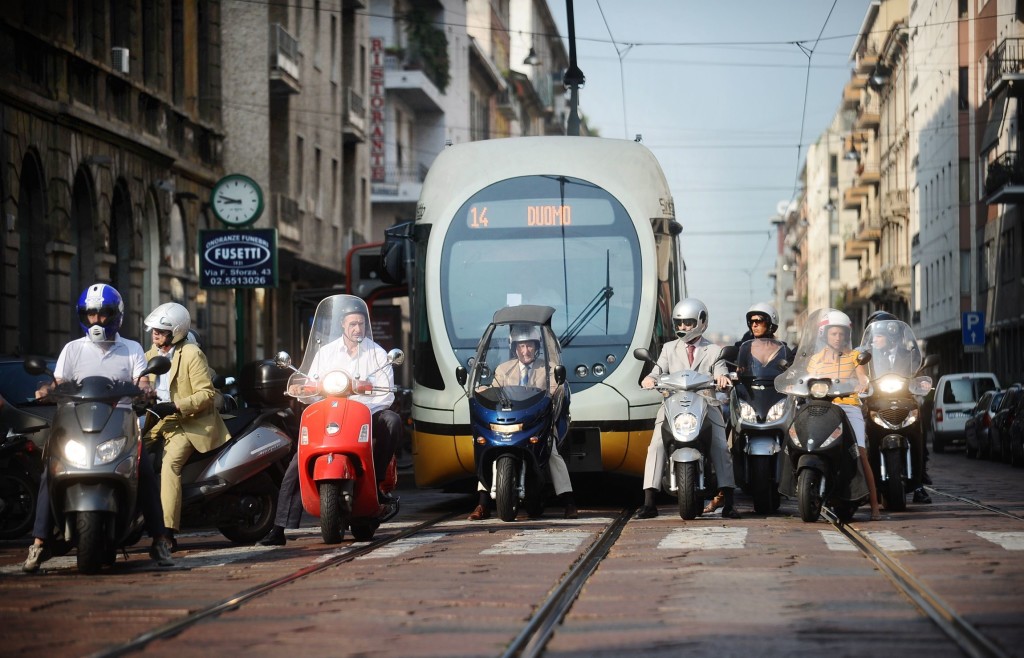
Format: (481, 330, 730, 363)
(468, 324, 577, 520)
(635, 298, 739, 520)
(24, 284, 173, 571)
(144, 302, 230, 547)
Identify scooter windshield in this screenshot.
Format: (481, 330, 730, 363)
(859, 320, 922, 379)
(774, 308, 864, 398)
(287, 294, 390, 405)
(470, 320, 562, 410)
(736, 338, 789, 380)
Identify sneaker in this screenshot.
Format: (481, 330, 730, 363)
(22, 544, 50, 573)
(913, 488, 932, 504)
(149, 537, 174, 566)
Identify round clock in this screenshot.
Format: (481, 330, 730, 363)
(210, 174, 264, 227)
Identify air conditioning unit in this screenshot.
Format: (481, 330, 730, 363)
(111, 47, 130, 75)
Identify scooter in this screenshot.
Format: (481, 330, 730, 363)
(774, 309, 870, 524)
(276, 294, 403, 544)
(0, 418, 47, 539)
(634, 347, 720, 520)
(455, 305, 570, 522)
(859, 320, 936, 512)
(143, 358, 295, 544)
(24, 355, 170, 574)
(723, 338, 792, 514)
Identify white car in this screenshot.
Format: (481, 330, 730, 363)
(930, 372, 1001, 453)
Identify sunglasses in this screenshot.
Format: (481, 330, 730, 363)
(151, 328, 172, 336)
(749, 317, 767, 325)
(675, 319, 697, 327)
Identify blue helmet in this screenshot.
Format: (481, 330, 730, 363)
(77, 283, 124, 342)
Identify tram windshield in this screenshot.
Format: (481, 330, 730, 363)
(440, 175, 640, 357)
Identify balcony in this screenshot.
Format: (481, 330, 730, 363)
(855, 51, 879, 75)
(384, 57, 443, 112)
(274, 193, 301, 242)
(983, 151, 1024, 205)
(880, 263, 911, 291)
(856, 212, 881, 243)
(985, 38, 1024, 100)
(855, 94, 880, 130)
(843, 185, 871, 210)
(343, 87, 366, 143)
(843, 230, 872, 259)
(270, 24, 301, 95)
(496, 88, 519, 121)
(855, 159, 880, 187)
(371, 164, 430, 204)
(885, 189, 909, 217)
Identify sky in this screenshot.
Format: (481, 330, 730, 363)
(544, 0, 872, 339)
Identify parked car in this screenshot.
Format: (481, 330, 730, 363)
(964, 389, 1003, 460)
(0, 355, 57, 445)
(990, 383, 1023, 464)
(1008, 393, 1024, 468)
(930, 372, 1000, 453)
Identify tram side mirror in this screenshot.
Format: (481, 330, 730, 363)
(856, 352, 872, 365)
(455, 366, 467, 387)
(554, 365, 566, 385)
(633, 348, 656, 366)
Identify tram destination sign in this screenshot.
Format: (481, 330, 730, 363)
(199, 229, 278, 289)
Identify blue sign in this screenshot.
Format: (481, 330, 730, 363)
(961, 311, 986, 347)
(199, 229, 278, 288)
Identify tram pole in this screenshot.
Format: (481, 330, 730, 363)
(564, 0, 585, 136)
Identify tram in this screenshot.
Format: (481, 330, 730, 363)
(382, 136, 684, 488)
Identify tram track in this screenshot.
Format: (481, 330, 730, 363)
(823, 484, 1018, 658)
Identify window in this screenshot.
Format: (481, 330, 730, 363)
(313, 0, 321, 70)
(829, 154, 838, 188)
(960, 250, 971, 295)
(959, 67, 969, 111)
(959, 158, 970, 204)
(295, 136, 305, 201)
(330, 15, 338, 83)
(314, 147, 323, 218)
(830, 245, 840, 280)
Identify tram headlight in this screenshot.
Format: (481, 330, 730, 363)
(321, 371, 351, 396)
(592, 364, 606, 377)
(878, 375, 905, 394)
(672, 412, 699, 437)
(739, 402, 756, 423)
(94, 437, 127, 465)
(575, 365, 589, 378)
(766, 399, 787, 422)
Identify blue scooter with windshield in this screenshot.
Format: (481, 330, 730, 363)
(456, 305, 569, 522)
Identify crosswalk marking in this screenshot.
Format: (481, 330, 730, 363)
(861, 530, 916, 552)
(657, 527, 747, 550)
(971, 530, 1024, 550)
(481, 529, 591, 555)
(820, 530, 857, 551)
(356, 533, 445, 559)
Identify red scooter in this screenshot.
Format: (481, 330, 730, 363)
(276, 295, 404, 544)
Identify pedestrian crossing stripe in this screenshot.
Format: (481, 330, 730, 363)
(481, 529, 592, 555)
(970, 531, 1024, 550)
(658, 527, 747, 550)
(356, 533, 445, 559)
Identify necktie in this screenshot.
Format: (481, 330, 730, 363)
(686, 342, 696, 366)
(520, 366, 530, 386)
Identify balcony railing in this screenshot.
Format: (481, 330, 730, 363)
(270, 24, 301, 94)
(343, 86, 366, 142)
(983, 151, 1024, 204)
(985, 38, 1024, 98)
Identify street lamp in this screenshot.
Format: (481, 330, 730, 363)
(523, 47, 540, 66)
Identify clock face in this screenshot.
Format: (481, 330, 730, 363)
(211, 174, 263, 227)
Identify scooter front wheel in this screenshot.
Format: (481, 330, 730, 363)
(881, 450, 906, 512)
(675, 461, 701, 520)
(495, 456, 520, 522)
(797, 469, 823, 523)
(76, 511, 109, 574)
(319, 481, 350, 544)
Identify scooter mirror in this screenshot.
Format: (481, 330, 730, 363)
(455, 366, 467, 386)
(144, 355, 172, 377)
(554, 365, 566, 385)
(633, 348, 654, 364)
(921, 353, 939, 370)
(23, 356, 52, 377)
(856, 351, 872, 365)
(720, 346, 738, 362)
(274, 351, 293, 369)
(387, 348, 405, 366)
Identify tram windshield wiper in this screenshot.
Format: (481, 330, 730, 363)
(559, 251, 613, 348)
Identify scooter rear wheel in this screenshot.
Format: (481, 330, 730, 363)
(319, 481, 348, 544)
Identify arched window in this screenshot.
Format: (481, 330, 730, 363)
(110, 180, 135, 336)
(142, 190, 161, 317)
(16, 151, 49, 354)
(70, 166, 97, 334)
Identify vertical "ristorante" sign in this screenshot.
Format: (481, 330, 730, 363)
(370, 36, 386, 183)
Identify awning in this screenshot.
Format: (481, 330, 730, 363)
(981, 92, 1008, 154)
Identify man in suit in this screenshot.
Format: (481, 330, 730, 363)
(635, 298, 739, 519)
(144, 302, 231, 547)
(468, 324, 577, 520)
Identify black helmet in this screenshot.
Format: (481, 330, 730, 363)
(865, 310, 897, 327)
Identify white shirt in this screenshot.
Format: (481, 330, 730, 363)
(154, 344, 176, 403)
(307, 336, 395, 414)
(54, 335, 148, 407)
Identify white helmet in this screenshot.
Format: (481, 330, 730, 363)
(672, 298, 708, 342)
(817, 309, 852, 343)
(144, 302, 191, 344)
(510, 324, 542, 348)
(745, 302, 779, 335)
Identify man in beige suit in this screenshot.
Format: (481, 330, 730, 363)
(144, 302, 230, 546)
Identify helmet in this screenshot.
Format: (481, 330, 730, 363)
(510, 324, 542, 349)
(144, 302, 191, 344)
(818, 309, 852, 342)
(672, 298, 708, 342)
(745, 302, 779, 335)
(77, 283, 124, 343)
(866, 310, 897, 326)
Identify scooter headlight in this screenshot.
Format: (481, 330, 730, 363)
(739, 402, 756, 423)
(809, 381, 831, 398)
(95, 437, 127, 465)
(63, 439, 89, 469)
(818, 424, 844, 450)
(909, 376, 932, 396)
(321, 371, 351, 396)
(877, 375, 905, 394)
(766, 399, 787, 422)
(672, 412, 699, 436)
(490, 422, 523, 435)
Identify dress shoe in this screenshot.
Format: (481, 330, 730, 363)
(634, 505, 658, 519)
(563, 502, 578, 519)
(258, 526, 287, 546)
(721, 507, 741, 519)
(913, 488, 932, 504)
(468, 504, 490, 520)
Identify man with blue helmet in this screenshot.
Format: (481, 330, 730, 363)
(23, 284, 174, 571)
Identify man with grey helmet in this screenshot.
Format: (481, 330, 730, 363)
(635, 298, 740, 519)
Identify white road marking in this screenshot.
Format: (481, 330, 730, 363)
(481, 529, 591, 555)
(971, 530, 1024, 550)
(356, 533, 445, 559)
(862, 530, 916, 552)
(657, 527, 747, 550)
(820, 529, 857, 551)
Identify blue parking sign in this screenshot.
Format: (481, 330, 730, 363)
(961, 312, 985, 347)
